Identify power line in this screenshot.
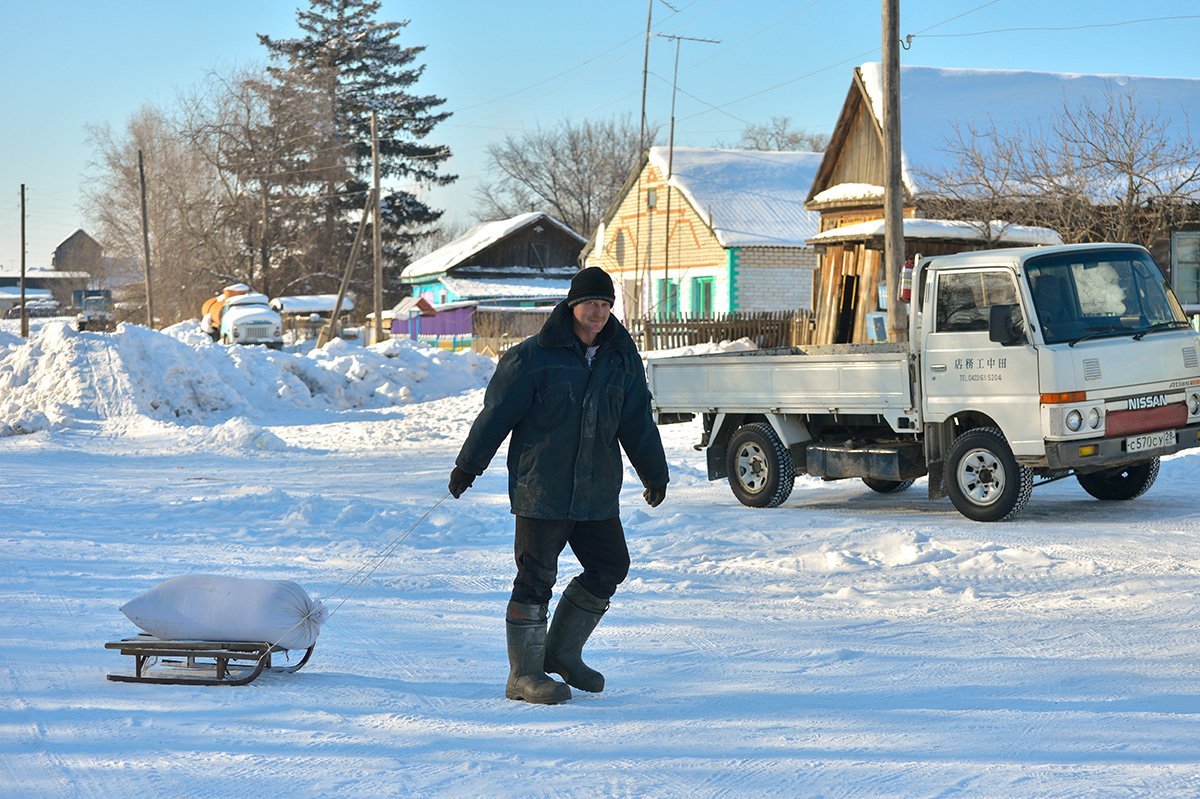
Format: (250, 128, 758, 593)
(908, 14, 1200, 42)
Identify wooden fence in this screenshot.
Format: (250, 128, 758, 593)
(632, 309, 815, 351)
(470, 307, 816, 355)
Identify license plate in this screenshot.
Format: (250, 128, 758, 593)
(1125, 429, 1177, 453)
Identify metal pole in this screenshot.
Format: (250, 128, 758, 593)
(371, 111, 383, 344)
(19, 184, 27, 338)
(882, 0, 905, 342)
(662, 37, 681, 318)
(138, 149, 155, 328)
(632, 0, 653, 322)
(656, 34, 718, 320)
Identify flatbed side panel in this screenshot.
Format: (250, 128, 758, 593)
(647, 351, 912, 414)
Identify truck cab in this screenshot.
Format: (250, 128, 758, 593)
(914, 243, 1200, 517)
(219, 293, 284, 348)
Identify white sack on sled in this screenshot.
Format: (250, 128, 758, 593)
(120, 574, 327, 650)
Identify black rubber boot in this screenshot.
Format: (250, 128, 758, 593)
(505, 602, 571, 704)
(545, 579, 609, 693)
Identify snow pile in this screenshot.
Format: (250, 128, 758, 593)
(0, 322, 496, 434)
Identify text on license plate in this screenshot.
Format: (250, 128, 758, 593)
(1125, 430, 1177, 453)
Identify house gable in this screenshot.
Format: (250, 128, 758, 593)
(587, 147, 822, 319)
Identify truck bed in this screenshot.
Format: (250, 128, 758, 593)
(645, 344, 913, 416)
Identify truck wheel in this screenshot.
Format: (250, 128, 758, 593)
(1076, 458, 1159, 501)
(726, 422, 795, 508)
(862, 477, 915, 494)
(945, 426, 1033, 522)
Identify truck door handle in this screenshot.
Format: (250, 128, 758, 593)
(930, 364, 947, 372)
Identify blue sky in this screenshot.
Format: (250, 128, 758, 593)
(1, 0, 1198, 270)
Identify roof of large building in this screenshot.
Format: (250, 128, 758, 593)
(853, 62, 1200, 196)
(401, 212, 585, 280)
(648, 146, 823, 248)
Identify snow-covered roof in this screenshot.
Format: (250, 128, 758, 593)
(808, 218, 1063, 246)
(0, 267, 89, 279)
(401, 212, 585, 280)
(439, 275, 571, 301)
(855, 62, 1200, 195)
(269, 294, 355, 314)
(648, 147, 823, 248)
(811, 183, 884, 206)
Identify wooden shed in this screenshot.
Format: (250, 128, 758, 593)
(804, 63, 1067, 344)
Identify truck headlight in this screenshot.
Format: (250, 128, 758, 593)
(1087, 407, 1101, 429)
(1066, 409, 1083, 432)
(1190, 392, 1200, 416)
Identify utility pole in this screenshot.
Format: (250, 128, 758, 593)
(19, 184, 27, 338)
(138, 149, 155, 328)
(882, 0, 905, 342)
(632, 0, 653, 324)
(317, 189, 375, 349)
(657, 33, 719, 319)
(371, 110, 383, 344)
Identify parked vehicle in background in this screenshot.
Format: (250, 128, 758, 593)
(200, 284, 251, 341)
(198, 284, 282, 348)
(6, 300, 63, 319)
(74, 290, 115, 332)
(218, 293, 283, 348)
(646, 243, 1200, 522)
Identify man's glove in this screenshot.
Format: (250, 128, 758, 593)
(448, 466, 477, 499)
(643, 485, 666, 508)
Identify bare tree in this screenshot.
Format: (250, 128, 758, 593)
(724, 116, 829, 152)
(476, 115, 655, 236)
(916, 91, 1200, 248)
(179, 66, 339, 298)
(83, 106, 227, 324)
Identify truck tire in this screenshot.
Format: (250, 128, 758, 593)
(862, 477, 915, 494)
(726, 422, 795, 508)
(945, 426, 1033, 522)
(1076, 458, 1159, 501)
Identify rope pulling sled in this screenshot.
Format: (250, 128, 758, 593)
(106, 492, 451, 685)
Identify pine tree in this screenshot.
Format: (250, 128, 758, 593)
(258, 0, 454, 297)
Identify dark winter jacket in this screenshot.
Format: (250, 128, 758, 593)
(455, 301, 669, 521)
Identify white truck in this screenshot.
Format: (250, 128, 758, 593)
(218, 293, 284, 348)
(645, 243, 1200, 521)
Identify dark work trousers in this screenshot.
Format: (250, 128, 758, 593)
(511, 516, 630, 605)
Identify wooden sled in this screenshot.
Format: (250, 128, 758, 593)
(105, 634, 315, 686)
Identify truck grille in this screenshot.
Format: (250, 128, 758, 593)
(244, 325, 273, 339)
(1105, 402, 1186, 437)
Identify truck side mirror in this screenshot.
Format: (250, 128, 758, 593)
(989, 304, 1026, 346)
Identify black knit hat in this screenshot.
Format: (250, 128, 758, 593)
(567, 267, 616, 307)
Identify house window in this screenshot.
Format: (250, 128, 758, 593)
(656, 278, 679, 319)
(691, 277, 715, 316)
(647, 188, 657, 209)
(1172, 231, 1200, 306)
(615, 230, 626, 267)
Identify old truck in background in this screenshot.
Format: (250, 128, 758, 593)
(200, 284, 283, 348)
(73, 289, 115, 332)
(645, 243, 1200, 521)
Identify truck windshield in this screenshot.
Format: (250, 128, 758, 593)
(1025, 248, 1187, 345)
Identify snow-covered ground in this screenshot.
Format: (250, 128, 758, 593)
(3, 320, 1200, 798)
